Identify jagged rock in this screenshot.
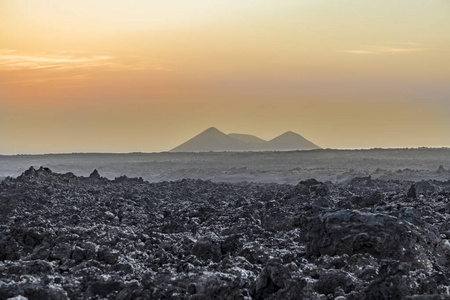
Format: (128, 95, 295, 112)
(292, 183, 310, 196)
(1, 167, 450, 299)
(115, 281, 142, 300)
(89, 169, 101, 179)
(71, 246, 86, 263)
(187, 283, 197, 295)
(313, 197, 334, 208)
(97, 247, 119, 265)
(407, 184, 417, 198)
(408, 181, 438, 198)
(315, 269, 354, 295)
(292, 179, 330, 197)
(220, 234, 243, 255)
(300, 179, 330, 196)
(254, 260, 291, 299)
(22, 166, 37, 178)
(352, 191, 384, 207)
(113, 175, 145, 184)
(0, 238, 22, 260)
(261, 207, 295, 232)
(21, 285, 68, 300)
(300, 209, 445, 268)
(363, 260, 411, 300)
(191, 237, 222, 262)
(84, 280, 123, 298)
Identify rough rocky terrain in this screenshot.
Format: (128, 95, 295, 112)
(2, 149, 450, 184)
(1, 167, 450, 299)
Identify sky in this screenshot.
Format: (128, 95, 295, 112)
(1, 0, 449, 154)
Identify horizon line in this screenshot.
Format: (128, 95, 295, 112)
(1, 146, 450, 156)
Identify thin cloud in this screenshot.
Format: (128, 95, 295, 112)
(0, 49, 171, 86)
(0, 50, 115, 71)
(337, 45, 430, 55)
(0, 49, 160, 71)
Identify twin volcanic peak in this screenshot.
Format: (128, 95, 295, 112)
(170, 127, 321, 152)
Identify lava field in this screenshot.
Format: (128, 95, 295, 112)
(1, 166, 450, 299)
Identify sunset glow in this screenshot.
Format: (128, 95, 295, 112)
(1, 0, 450, 153)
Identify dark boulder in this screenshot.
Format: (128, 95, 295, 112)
(221, 234, 243, 255)
(84, 280, 123, 298)
(315, 269, 354, 295)
(89, 169, 101, 179)
(261, 207, 295, 232)
(352, 191, 384, 208)
(71, 246, 86, 263)
(254, 260, 291, 299)
(97, 247, 119, 265)
(23, 285, 68, 300)
(300, 209, 445, 268)
(192, 237, 222, 262)
(408, 181, 438, 198)
(292, 179, 330, 198)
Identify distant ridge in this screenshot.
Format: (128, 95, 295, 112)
(264, 131, 320, 151)
(170, 128, 321, 152)
(170, 127, 256, 152)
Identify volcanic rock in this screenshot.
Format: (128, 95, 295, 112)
(89, 169, 101, 179)
(1, 167, 450, 299)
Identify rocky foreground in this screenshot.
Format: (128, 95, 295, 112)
(1, 167, 450, 299)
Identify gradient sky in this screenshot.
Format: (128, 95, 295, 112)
(1, 0, 450, 154)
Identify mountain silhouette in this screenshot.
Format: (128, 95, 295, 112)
(170, 127, 256, 152)
(264, 131, 321, 151)
(170, 128, 321, 152)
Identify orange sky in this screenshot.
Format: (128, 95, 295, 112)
(1, 0, 450, 153)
